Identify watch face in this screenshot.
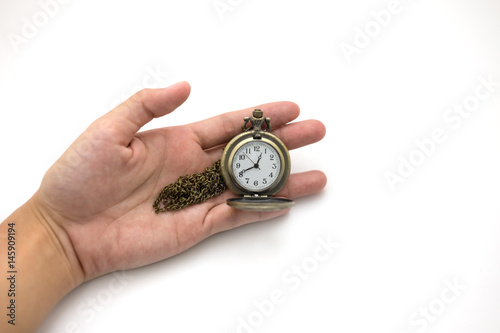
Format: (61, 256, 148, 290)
(231, 140, 282, 191)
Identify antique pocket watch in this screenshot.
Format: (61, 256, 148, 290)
(220, 109, 294, 211)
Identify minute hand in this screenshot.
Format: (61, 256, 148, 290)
(242, 166, 254, 173)
(239, 166, 255, 177)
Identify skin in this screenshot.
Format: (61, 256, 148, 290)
(0, 81, 327, 332)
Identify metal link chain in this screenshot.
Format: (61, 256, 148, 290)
(153, 160, 227, 213)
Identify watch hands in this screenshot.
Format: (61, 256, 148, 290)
(238, 153, 263, 177)
(248, 152, 262, 169)
(243, 153, 256, 165)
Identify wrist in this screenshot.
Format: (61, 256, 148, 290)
(27, 192, 85, 289)
(0, 195, 84, 332)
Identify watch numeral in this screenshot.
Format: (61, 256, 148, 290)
(245, 148, 251, 154)
(254, 180, 258, 186)
(254, 146, 260, 152)
(272, 163, 277, 169)
(245, 178, 250, 184)
(263, 178, 267, 185)
(239, 155, 245, 160)
(236, 163, 241, 169)
(269, 172, 274, 178)
(270, 154, 275, 161)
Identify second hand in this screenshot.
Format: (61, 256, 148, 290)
(244, 152, 256, 165)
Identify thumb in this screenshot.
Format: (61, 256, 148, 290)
(98, 81, 191, 146)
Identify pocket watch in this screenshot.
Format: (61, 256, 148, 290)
(220, 109, 294, 211)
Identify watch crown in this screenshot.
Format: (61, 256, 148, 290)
(253, 108, 263, 118)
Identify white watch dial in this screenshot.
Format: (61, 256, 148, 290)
(231, 141, 282, 191)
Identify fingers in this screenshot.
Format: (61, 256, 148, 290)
(96, 81, 191, 147)
(190, 101, 300, 149)
(204, 170, 327, 235)
(203, 204, 287, 236)
(271, 119, 326, 150)
(276, 170, 327, 199)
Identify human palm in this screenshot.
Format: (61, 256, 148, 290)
(35, 82, 326, 281)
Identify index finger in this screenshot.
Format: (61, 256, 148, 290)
(189, 101, 300, 149)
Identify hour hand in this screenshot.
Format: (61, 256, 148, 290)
(256, 153, 263, 166)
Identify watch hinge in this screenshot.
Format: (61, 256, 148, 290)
(243, 194, 268, 198)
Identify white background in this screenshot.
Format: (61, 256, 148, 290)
(1, 0, 500, 332)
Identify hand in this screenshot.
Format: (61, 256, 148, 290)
(33, 81, 327, 283)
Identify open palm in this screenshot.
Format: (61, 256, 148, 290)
(35, 82, 327, 281)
